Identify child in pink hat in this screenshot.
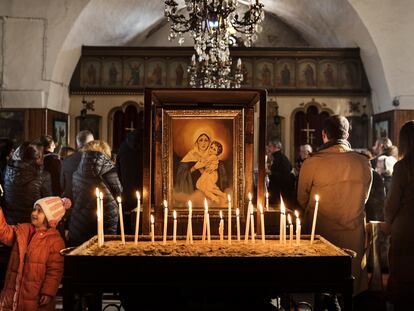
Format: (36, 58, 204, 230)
(0, 196, 71, 310)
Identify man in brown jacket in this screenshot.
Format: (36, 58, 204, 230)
(297, 115, 372, 296)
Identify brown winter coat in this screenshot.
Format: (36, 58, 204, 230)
(0, 209, 64, 311)
(297, 143, 372, 295)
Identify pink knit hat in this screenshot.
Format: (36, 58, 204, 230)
(34, 196, 69, 226)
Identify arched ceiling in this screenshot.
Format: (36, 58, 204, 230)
(2, 0, 413, 113)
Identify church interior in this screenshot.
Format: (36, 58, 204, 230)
(0, 1, 414, 310)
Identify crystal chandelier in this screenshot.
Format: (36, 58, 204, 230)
(165, 0, 265, 88)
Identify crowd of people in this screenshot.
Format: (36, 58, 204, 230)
(0, 116, 413, 310)
(0, 130, 143, 310)
(266, 117, 414, 310)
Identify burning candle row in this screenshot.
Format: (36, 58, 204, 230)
(95, 190, 320, 247)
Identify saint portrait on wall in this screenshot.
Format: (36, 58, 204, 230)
(340, 61, 361, 89)
(171, 118, 233, 208)
(276, 59, 296, 87)
(298, 60, 317, 88)
(255, 60, 274, 88)
(102, 59, 122, 87)
(123, 58, 144, 87)
(240, 59, 253, 87)
(167, 60, 189, 87)
(319, 61, 338, 88)
(81, 58, 101, 87)
(146, 60, 167, 87)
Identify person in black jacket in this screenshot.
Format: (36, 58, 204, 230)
(267, 140, 295, 208)
(0, 139, 14, 204)
(40, 135, 62, 196)
(68, 140, 122, 246)
(116, 130, 142, 234)
(60, 130, 94, 201)
(3, 142, 52, 224)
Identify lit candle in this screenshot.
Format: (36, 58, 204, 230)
(244, 193, 252, 242)
(95, 188, 101, 246)
(259, 204, 265, 243)
(150, 214, 155, 244)
(186, 201, 193, 244)
(280, 196, 286, 243)
(99, 192, 104, 245)
(202, 198, 208, 243)
(134, 191, 141, 245)
(310, 194, 319, 244)
(163, 200, 168, 245)
(236, 208, 240, 241)
(219, 210, 224, 241)
(265, 192, 269, 211)
(173, 210, 177, 244)
(117, 196, 125, 245)
(237, 58, 242, 69)
(227, 194, 232, 244)
(206, 204, 211, 244)
(288, 214, 293, 246)
(295, 210, 301, 246)
(250, 202, 255, 243)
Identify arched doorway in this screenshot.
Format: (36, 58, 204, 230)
(293, 101, 332, 158)
(109, 101, 143, 152)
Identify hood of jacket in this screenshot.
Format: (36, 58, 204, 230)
(76, 151, 115, 178)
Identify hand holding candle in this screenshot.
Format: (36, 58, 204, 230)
(117, 196, 125, 245)
(134, 191, 141, 244)
(163, 200, 168, 245)
(310, 194, 319, 244)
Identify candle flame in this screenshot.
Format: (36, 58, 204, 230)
(173, 210, 177, 219)
(259, 204, 263, 214)
(227, 194, 231, 202)
(163, 200, 168, 208)
(136, 191, 140, 200)
(117, 196, 122, 203)
(295, 210, 299, 218)
(188, 200, 192, 209)
(99, 192, 103, 200)
(288, 214, 292, 224)
(236, 208, 240, 216)
(248, 192, 252, 201)
(95, 187, 99, 197)
(220, 210, 223, 219)
(280, 196, 286, 214)
(150, 214, 154, 224)
(315, 194, 320, 202)
(266, 192, 269, 198)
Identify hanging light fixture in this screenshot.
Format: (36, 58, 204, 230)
(165, 0, 265, 88)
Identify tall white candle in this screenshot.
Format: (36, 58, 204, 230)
(134, 191, 141, 244)
(227, 194, 232, 244)
(236, 208, 241, 241)
(288, 214, 293, 246)
(265, 192, 269, 211)
(295, 210, 301, 246)
(250, 203, 255, 243)
(206, 205, 211, 244)
(219, 210, 224, 241)
(95, 188, 101, 246)
(163, 200, 168, 245)
(117, 196, 125, 245)
(186, 201, 193, 244)
(310, 194, 319, 244)
(259, 204, 265, 243)
(150, 214, 155, 244)
(173, 210, 177, 244)
(280, 196, 286, 243)
(202, 199, 207, 243)
(99, 192, 104, 245)
(244, 193, 252, 242)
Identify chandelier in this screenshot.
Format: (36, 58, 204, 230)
(165, 0, 265, 88)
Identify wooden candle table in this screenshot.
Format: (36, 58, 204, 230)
(61, 235, 353, 310)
